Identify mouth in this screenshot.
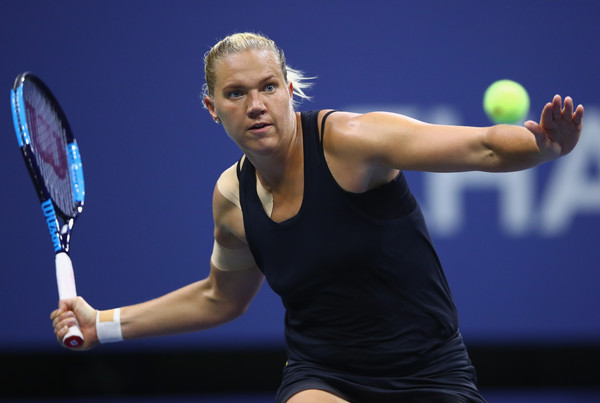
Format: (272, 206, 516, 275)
(248, 122, 271, 132)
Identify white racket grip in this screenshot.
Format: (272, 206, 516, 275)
(55, 252, 85, 348)
(56, 252, 77, 299)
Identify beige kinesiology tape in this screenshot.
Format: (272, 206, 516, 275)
(211, 240, 256, 271)
(96, 308, 123, 343)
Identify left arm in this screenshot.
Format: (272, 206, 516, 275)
(324, 95, 583, 177)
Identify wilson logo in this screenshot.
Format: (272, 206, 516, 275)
(41, 199, 61, 252)
(25, 100, 68, 179)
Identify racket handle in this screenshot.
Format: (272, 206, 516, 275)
(55, 252, 85, 348)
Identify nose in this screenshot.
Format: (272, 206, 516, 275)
(247, 90, 266, 118)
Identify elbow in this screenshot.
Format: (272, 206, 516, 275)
(202, 287, 251, 325)
(478, 148, 501, 172)
(477, 150, 530, 173)
(480, 146, 544, 173)
(223, 300, 251, 321)
(479, 125, 544, 172)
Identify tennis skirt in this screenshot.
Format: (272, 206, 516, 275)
(276, 353, 486, 403)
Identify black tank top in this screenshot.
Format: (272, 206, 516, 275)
(239, 110, 461, 375)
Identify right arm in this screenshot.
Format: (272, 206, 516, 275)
(117, 263, 263, 340)
(51, 167, 264, 349)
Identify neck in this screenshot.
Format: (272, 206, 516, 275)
(247, 113, 302, 192)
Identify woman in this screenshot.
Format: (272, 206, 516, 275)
(51, 33, 584, 402)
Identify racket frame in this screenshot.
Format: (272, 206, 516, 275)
(11, 72, 85, 348)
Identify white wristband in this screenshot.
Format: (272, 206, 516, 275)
(96, 308, 123, 343)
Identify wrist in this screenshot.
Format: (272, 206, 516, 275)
(96, 308, 123, 343)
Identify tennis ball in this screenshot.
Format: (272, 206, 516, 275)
(483, 79, 530, 124)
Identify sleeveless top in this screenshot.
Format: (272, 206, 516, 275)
(238, 110, 463, 376)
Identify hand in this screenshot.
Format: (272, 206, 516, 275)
(524, 95, 584, 160)
(50, 297, 98, 350)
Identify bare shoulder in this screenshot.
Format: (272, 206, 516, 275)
(317, 110, 357, 143)
(214, 162, 241, 209)
(318, 110, 412, 157)
(213, 161, 247, 247)
(317, 110, 403, 192)
(316, 110, 365, 161)
(322, 109, 422, 139)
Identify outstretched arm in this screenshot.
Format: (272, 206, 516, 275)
(322, 95, 584, 187)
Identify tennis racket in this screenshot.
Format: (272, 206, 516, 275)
(11, 72, 85, 348)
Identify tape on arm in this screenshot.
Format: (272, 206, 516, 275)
(211, 240, 256, 271)
(212, 162, 262, 271)
(216, 161, 273, 216)
(96, 308, 123, 343)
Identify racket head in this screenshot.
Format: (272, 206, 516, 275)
(11, 72, 85, 221)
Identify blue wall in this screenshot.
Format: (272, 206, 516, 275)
(1, 0, 599, 350)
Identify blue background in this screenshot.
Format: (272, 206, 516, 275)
(1, 0, 599, 352)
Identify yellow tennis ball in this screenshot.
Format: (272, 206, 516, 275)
(483, 79, 530, 124)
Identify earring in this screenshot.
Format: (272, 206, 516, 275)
(215, 118, 221, 124)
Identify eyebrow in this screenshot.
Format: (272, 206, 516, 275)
(221, 74, 280, 91)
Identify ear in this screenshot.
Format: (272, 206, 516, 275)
(288, 81, 294, 99)
(204, 96, 219, 122)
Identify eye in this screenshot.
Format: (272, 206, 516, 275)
(264, 84, 276, 92)
(228, 90, 243, 99)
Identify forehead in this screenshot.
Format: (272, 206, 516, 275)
(214, 49, 284, 87)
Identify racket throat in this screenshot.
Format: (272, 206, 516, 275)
(60, 219, 74, 253)
(40, 198, 74, 253)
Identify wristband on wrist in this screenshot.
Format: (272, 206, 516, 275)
(96, 308, 123, 343)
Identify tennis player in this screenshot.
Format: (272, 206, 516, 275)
(51, 32, 584, 402)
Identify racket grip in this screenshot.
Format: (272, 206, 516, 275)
(55, 252, 85, 348)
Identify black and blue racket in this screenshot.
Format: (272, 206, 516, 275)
(11, 72, 85, 348)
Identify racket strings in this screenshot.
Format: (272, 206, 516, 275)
(23, 82, 76, 217)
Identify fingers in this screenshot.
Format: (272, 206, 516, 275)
(560, 96, 584, 126)
(573, 104, 584, 126)
(551, 94, 562, 120)
(541, 101, 554, 125)
(52, 310, 78, 341)
(563, 96, 584, 126)
(542, 95, 584, 124)
(563, 96, 574, 118)
(51, 309, 75, 330)
(524, 120, 542, 135)
(50, 308, 61, 321)
(50, 300, 81, 341)
(50, 300, 72, 324)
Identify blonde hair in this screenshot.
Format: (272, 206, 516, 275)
(202, 32, 314, 108)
